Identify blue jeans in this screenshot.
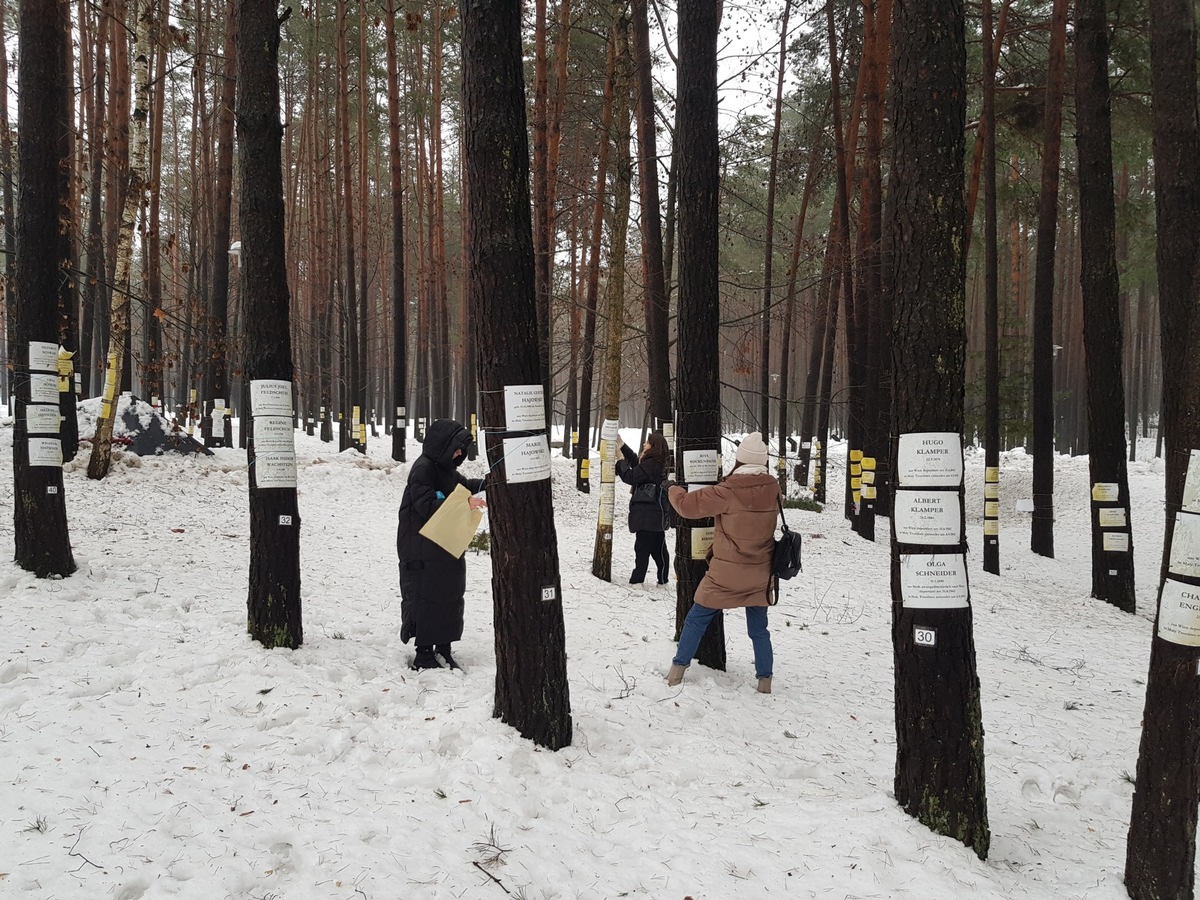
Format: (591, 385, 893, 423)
(673, 603, 773, 679)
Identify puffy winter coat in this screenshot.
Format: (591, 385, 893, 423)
(666, 469, 780, 609)
(615, 443, 671, 533)
(396, 419, 485, 645)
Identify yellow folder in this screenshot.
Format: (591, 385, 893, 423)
(419, 483, 484, 558)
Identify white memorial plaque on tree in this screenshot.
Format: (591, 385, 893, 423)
(683, 449, 719, 483)
(29, 341, 59, 372)
(1157, 579, 1200, 647)
(503, 434, 551, 483)
(255, 452, 297, 488)
(1168, 512, 1200, 578)
(254, 415, 296, 454)
(894, 490, 962, 545)
(503, 385, 546, 430)
(900, 554, 969, 609)
(598, 483, 615, 525)
(600, 418, 619, 443)
(896, 432, 963, 486)
(1184, 450, 1200, 513)
(1103, 532, 1130, 552)
(30, 373, 58, 405)
(1098, 508, 1127, 528)
(27, 437, 63, 467)
(250, 380, 293, 417)
(26, 405, 61, 434)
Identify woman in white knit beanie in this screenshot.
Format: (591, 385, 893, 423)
(661, 432, 780, 693)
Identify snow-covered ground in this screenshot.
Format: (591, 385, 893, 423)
(0, 413, 1174, 899)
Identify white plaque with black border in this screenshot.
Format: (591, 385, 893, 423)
(250, 380, 293, 417)
(900, 553, 969, 609)
(894, 490, 962, 545)
(896, 432, 963, 486)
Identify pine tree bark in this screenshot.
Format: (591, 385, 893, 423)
(335, 0, 361, 451)
(575, 36, 617, 493)
(204, 0, 236, 447)
(1030, 0, 1069, 557)
(13, 0, 76, 578)
(57, 3, 80, 461)
(1126, 0, 1200, 895)
(757, 0, 791, 449)
(142, 0, 168, 406)
(1074, 0, 1135, 612)
(981, 0, 1001, 575)
(673, 0, 724, 669)
(0, 0, 14, 401)
(856, 0, 889, 540)
(827, 2, 860, 526)
(462, 0, 572, 751)
(238, 0, 302, 650)
(87, 0, 154, 480)
(631, 0, 671, 429)
(532, 0, 552, 423)
(592, 6, 632, 583)
(887, 0, 989, 858)
(385, 1, 407, 461)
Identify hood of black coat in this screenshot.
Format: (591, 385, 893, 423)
(423, 418, 471, 468)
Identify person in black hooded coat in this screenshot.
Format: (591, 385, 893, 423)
(615, 431, 672, 584)
(397, 418, 486, 669)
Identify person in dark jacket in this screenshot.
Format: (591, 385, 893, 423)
(615, 431, 672, 585)
(397, 418, 487, 670)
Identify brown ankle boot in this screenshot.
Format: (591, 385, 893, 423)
(667, 664, 687, 686)
(756, 677, 772, 694)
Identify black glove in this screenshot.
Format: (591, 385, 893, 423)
(660, 478, 678, 493)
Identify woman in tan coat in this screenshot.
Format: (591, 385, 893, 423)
(664, 432, 780, 693)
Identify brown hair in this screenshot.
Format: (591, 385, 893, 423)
(640, 431, 670, 467)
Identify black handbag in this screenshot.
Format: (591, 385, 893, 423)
(631, 482, 660, 504)
(770, 496, 802, 605)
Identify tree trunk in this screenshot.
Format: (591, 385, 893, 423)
(87, 0, 154, 480)
(385, 1, 407, 461)
(814, 244, 843, 505)
(57, 3, 80, 461)
(887, 0, 989, 858)
(1030, 0, 1069, 558)
(0, 0, 15, 408)
(778, 134, 821, 490)
(592, 6, 632, 583)
(757, 0, 791, 454)
(462, 0, 572, 751)
(1126, 0, 1200, 895)
(335, 0, 361, 452)
(828, 1, 860, 526)
(673, 0, 724, 670)
(143, 0, 168, 406)
(631, 0, 671, 429)
(1074, 0, 1135, 612)
(981, 0, 1001, 575)
(532, 0, 552, 424)
(13, 0, 76, 578)
(238, 0, 302, 650)
(204, 0, 236, 448)
(575, 35, 617, 493)
(798, 204, 838, 489)
(856, 0, 889, 540)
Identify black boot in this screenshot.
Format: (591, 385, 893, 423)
(436, 644, 461, 670)
(410, 646, 442, 670)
